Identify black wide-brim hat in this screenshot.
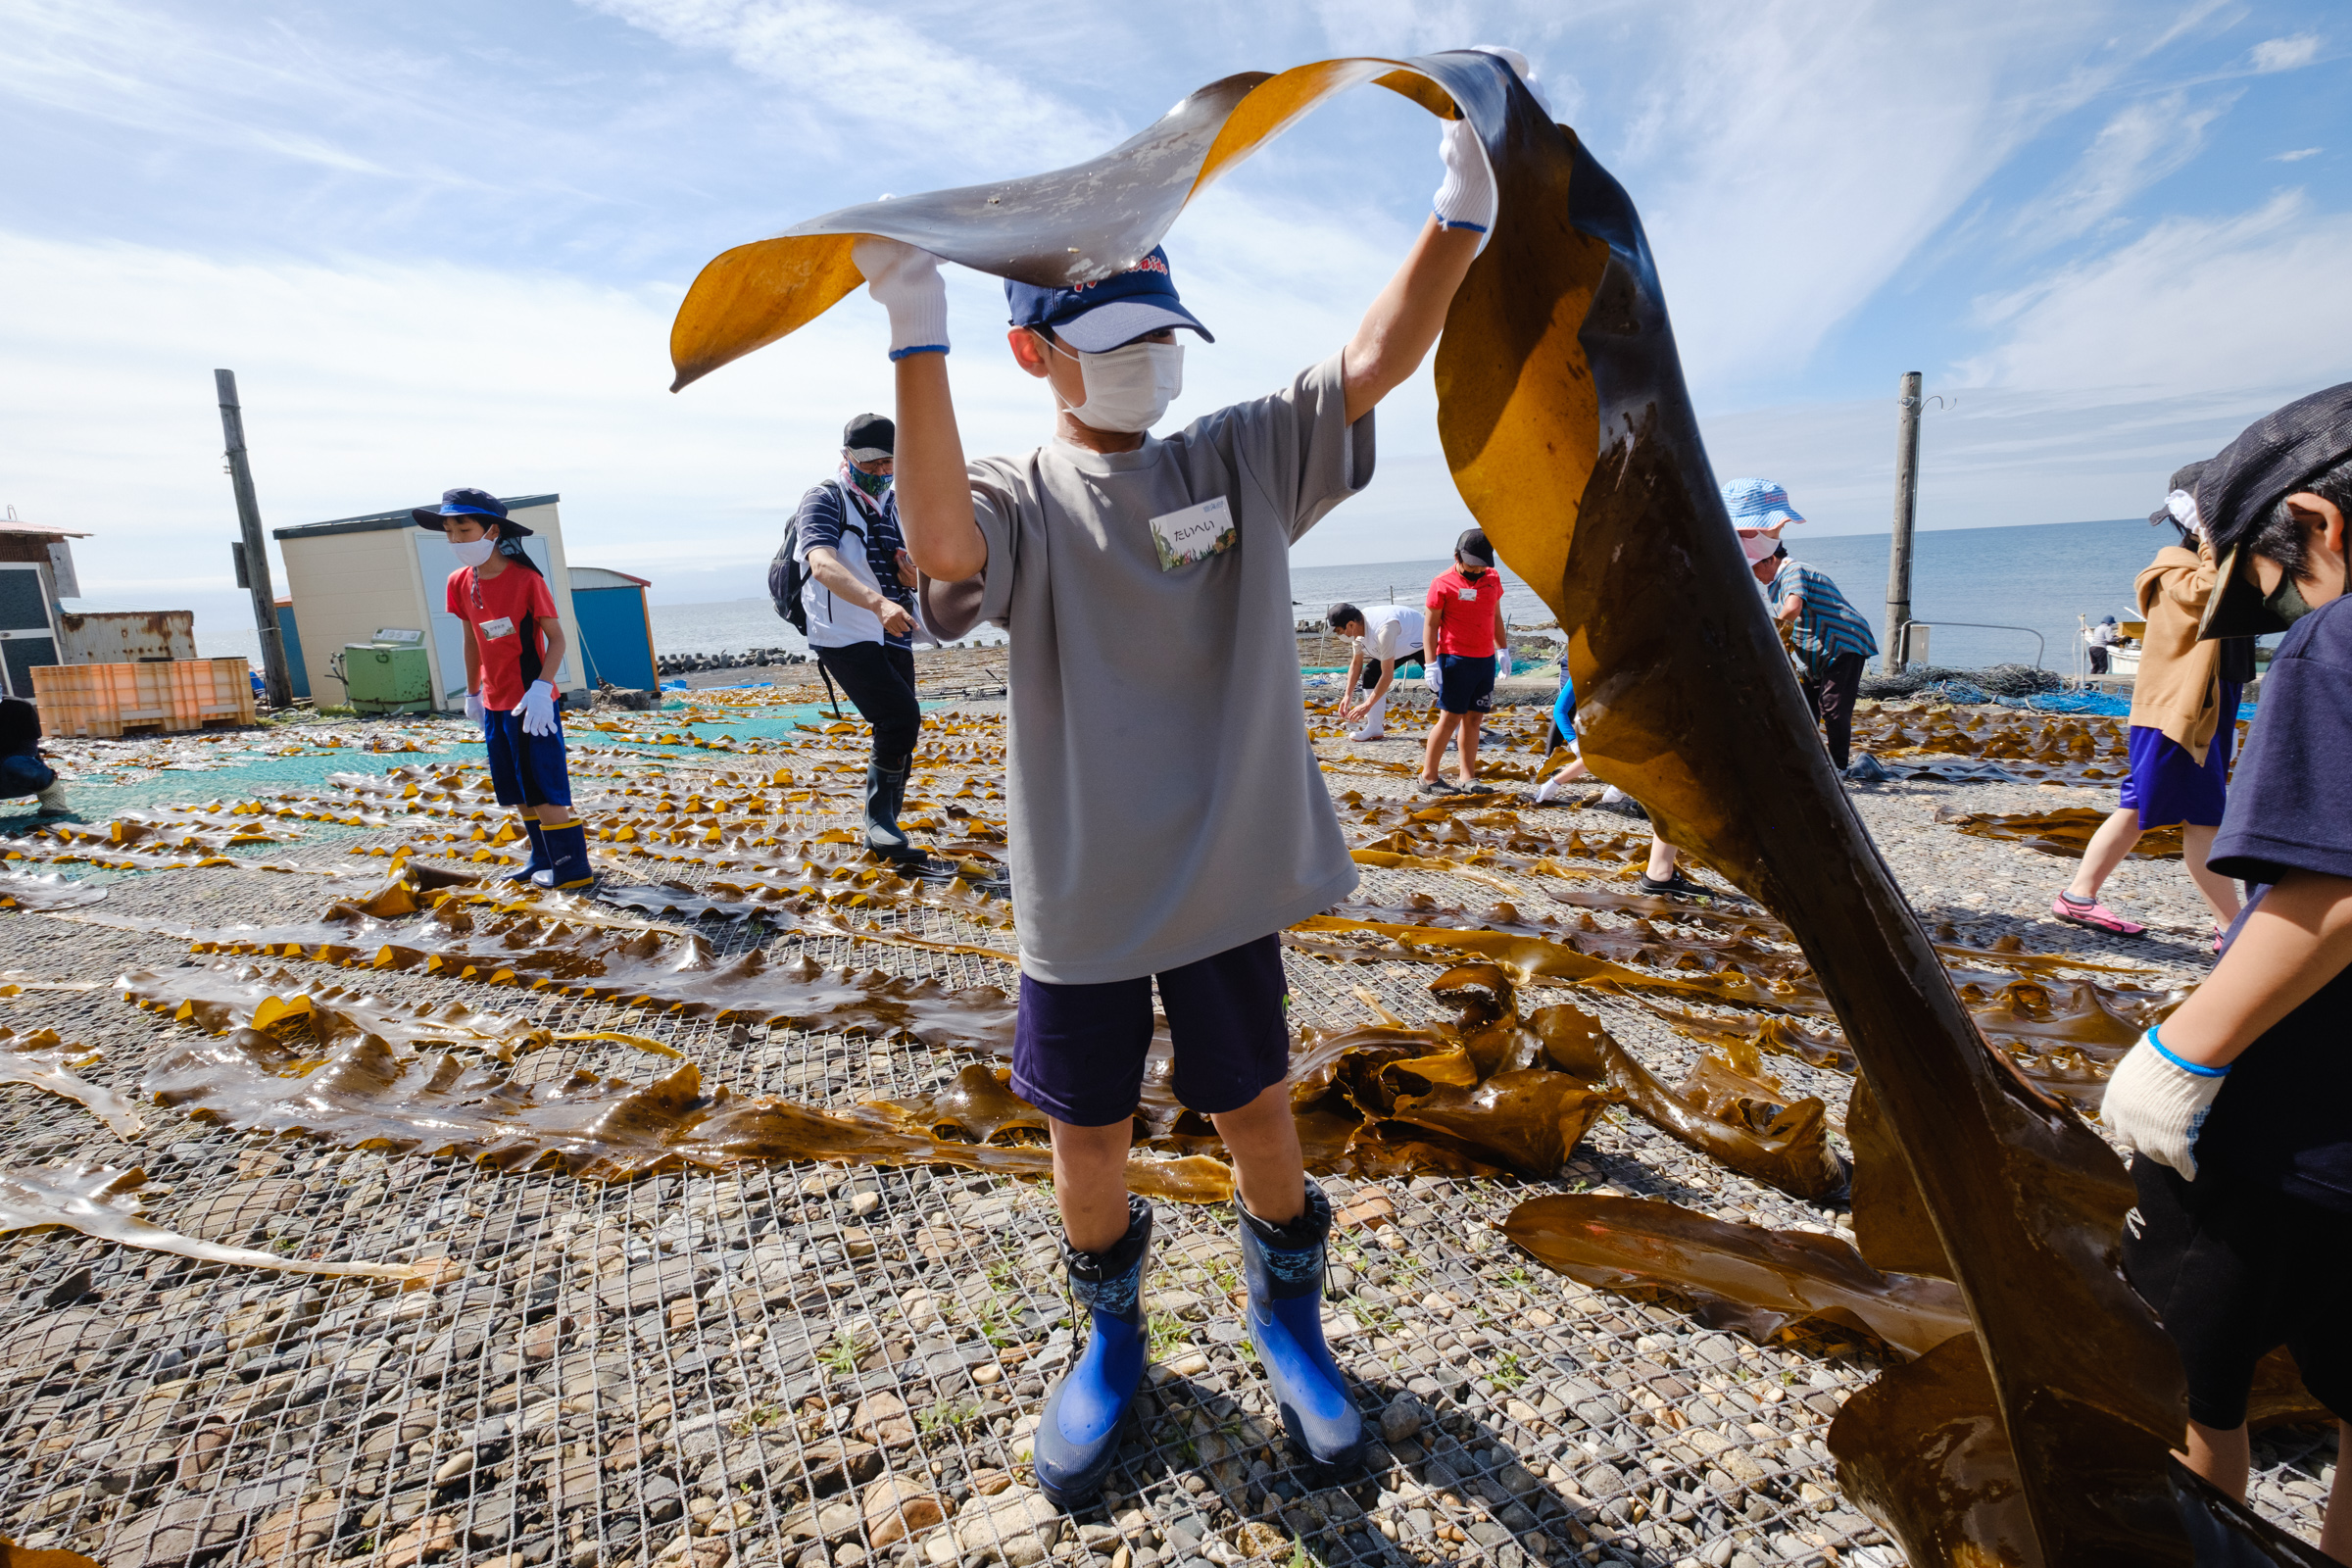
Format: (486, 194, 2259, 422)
(413, 486, 534, 536)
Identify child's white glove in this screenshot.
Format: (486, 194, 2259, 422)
(1495, 648, 1514, 678)
(517, 679, 560, 738)
(2100, 1028, 2230, 1180)
(465, 691, 485, 725)
(852, 236, 950, 361)
(1433, 46, 1552, 253)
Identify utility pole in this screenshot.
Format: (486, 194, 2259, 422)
(215, 370, 294, 709)
(1885, 370, 1923, 673)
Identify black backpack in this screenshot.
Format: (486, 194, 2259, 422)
(768, 484, 865, 635)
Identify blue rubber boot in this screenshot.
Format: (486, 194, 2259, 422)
(1238, 1180, 1363, 1469)
(1034, 1197, 1152, 1509)
(502, 812, 552, 885)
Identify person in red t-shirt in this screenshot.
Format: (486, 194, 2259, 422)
(412, 488, 593, 890)
(1419, 528, 1508, 794)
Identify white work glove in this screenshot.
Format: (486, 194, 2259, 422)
(851, 236, 950, 361)
(2100, 1027, 2230, 1181)
(1433, 47, 1552, 253)
(1495, 648, 1513, 678)
(517, 679, 559, 738)
(465, 691, 485, 725)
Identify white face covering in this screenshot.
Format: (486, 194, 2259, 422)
(450, 538, 497, 568)
(1737, 529, 1780, 564)
(1049, 336, 1184, 432)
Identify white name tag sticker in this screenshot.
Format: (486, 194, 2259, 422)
(1148, 496, 1237, 572)
(1456, 587, 1479, 601)
(478, 615, 516, 640)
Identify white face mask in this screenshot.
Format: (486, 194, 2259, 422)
(1737, 529, 1780, 564)
(1050, 336, 1184, 432)
(450, 538, 497, 568)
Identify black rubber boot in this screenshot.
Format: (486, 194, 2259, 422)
(863, 760, 914, 859)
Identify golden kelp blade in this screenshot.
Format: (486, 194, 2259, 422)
(668, 59, 1445, 391)
(671, 51, 2203, 1560)
(0, 1163, 417, 1283)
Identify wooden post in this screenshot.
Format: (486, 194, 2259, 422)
(1885, 370, 1923, 673)
(215, 370, 295, 710)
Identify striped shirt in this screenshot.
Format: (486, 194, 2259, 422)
(796, 477, 915, 648)
(1769, 560, 1877, 679)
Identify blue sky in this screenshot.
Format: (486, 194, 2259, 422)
(3, 0, 2347, 636)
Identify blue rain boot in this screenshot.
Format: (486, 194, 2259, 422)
(502, 811, 552, 884)
(1034, 1197, 1152, 1509)
(1238, 1180, 1363, 1469)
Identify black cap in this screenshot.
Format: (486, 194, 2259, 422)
(1455, 528, 1495, 567)
(1327, 602, 1362, 631)
(2194, 384, 2352, 639)
(843, 414, 895, 462)
(413, 487, 533, 536)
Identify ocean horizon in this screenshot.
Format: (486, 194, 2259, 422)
(629, 515, 2167, 676)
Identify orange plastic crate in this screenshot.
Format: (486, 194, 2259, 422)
(33, 659, 255, 738)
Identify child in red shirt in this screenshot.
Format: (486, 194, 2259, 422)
(413, 488, 593, 889)
(1419, 528, 1508, 794)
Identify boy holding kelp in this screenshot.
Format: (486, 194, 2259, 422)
(850, 55, 1547, 1504)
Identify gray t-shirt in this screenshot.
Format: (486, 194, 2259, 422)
(969, 352, 1374, 984)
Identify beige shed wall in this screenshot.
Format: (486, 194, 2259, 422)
(279, 527, 431, 708)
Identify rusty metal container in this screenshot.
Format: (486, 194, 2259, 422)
(56, 611, 198, 665)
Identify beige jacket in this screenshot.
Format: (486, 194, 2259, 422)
(2128, 542, 2224, 763)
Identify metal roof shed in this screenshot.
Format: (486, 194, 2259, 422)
(273, 494, 591, 710)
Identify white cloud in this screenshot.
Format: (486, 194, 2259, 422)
(2250, 32, 2322, 73)
(1592, 0, 2136, 400)
(576, 0, 1118, 175)
(2272, 146, 2324, 162)
(2007, 90, 2232, 246)
(1955, 191, 2352, 393)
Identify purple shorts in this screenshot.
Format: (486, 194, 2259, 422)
(1010, 935, 1292, 1128)
(2118, 684, 2240, 829)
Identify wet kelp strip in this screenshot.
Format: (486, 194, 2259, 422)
(0, 1164, 417, 1283)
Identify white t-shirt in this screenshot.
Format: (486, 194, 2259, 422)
(1354, 605, 1424, 663)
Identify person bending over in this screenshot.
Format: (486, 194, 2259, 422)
(859, 50, 1547, 1506)
(1329, 601, 1425, 742)
(2102, 387, 2352, 1562)
(0, 696, 69, 818)
(1419, 528, 1507, 795)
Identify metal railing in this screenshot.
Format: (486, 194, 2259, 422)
(1894, 620, 2044, 669)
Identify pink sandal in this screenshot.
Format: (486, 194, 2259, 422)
(2051, 893, 2145, 937)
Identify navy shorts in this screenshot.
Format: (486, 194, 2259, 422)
(1010, 935, 1292, 1127)
(1436, 654, 1496, 714)
(481, 710, 572, 808)
(2118, 684, 2240, 829)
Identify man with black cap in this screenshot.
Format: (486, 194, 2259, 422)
(838, 43, 1550, 1510)
(787, 412, 929, 863)
(2099, 382, 2352, 1553)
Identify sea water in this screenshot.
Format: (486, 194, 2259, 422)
(201, 517, 2172, 676)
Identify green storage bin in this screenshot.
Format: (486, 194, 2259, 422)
(342, 643, 434, 714)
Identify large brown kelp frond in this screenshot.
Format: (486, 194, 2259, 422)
(666, 52, 2211, 1559)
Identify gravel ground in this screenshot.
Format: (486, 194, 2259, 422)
(0, 692, 2333, 1568)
